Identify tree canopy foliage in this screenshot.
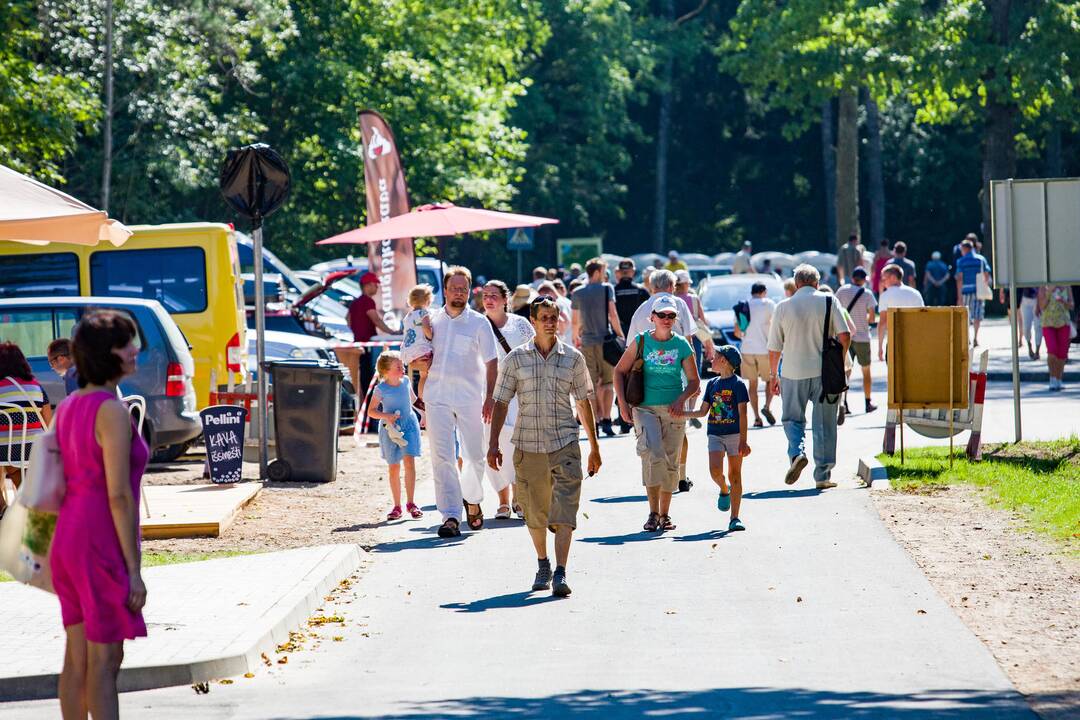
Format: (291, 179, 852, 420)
(1, 0, 1078, 277)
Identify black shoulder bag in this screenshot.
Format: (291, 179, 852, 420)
(488, 317, 512, 354)
(820, 296, 848, 401)
(845, 286, 866, 314)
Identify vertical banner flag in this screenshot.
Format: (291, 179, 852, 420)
(359, 110, 417, 326)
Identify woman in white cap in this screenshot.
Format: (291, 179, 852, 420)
(613, 295, 700, 532)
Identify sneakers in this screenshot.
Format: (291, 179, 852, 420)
(599, 419, 615, 437)
(689, 417, 702, 429)
(837, 404, 846, 426)
(717, 492, 731, 512)
(552, 567, 572, 597)
(532, 560, 552, 591)
(785, 454, 808, 485)
(728, 517, 745, 532)
(678, 478, 694, 493)
(865, 399, 878, 413)
(618, 419, 632, 434)
(816, 480, 838, 490)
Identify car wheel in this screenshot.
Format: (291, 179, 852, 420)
(151, 443, 188, 464)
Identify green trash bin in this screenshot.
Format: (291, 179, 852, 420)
(266, 359, 341, 482)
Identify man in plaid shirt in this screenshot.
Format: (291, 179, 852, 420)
(488, 297, 602, 598)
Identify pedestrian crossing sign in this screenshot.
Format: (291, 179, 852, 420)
(507, 227, 534, 251)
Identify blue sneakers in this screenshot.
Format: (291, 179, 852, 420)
(717, 492, 731, 512)
(728, 517, 745, 532)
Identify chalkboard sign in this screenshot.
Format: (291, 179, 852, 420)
(200, 405, 247, 483)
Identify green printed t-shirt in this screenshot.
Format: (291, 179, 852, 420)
(639, 331, 693, 407)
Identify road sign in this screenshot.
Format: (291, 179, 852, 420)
(507, 227, 534, 251)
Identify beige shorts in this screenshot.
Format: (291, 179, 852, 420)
(632, 405, 685, 493)
(581, 343, 613, 386)
(740, 353, 770, 381)
(513, 442, 584, 531)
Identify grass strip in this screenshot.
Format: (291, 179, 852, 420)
(879, 438, 1080, 551)
(1, 549, 257, 583)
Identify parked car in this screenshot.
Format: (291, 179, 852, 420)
(699, 274, 786, 347)
(0, 222, 249, 409)
(688, 264, 732, 289)
(679, 253, 714, 266)
(309, 256, 448, 309)
(246, 330, 357, 433)
(0, 296, 202, 461)
(242, 273, 351, 341)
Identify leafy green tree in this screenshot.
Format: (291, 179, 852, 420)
(0, 0, 97, 183)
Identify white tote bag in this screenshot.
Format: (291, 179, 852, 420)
(975, 272, 993, 301)
(4, 378, 65, 513)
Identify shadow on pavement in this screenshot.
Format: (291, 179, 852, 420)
(276, 686, 1035, 719)
(743, 488, 821, 500)
(439, 591, 561, 613)
(590, 495, 648, 504)
(578, 531, 666, 546)
(672, 529, 731, 542)
(368, 533, 471, 553)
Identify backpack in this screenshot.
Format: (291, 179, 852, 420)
(733, 301, 751, 333)
(820, 297, 848, 401)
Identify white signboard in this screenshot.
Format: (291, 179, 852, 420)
(990, 178, 1080, 287)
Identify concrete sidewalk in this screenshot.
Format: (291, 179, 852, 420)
(27, 403, 1040, 718)
(0, 544, 360, 701)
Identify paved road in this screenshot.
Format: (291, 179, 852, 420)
(7, 376, 1052, 718)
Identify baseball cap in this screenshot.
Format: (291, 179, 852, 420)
(359, 271, 380, 285)
(675, 269, 691, 284)
(651, 295, 679, 315)
(717, 344, 742, 370)
(743, 240, 752, 248)
(931, 251, 942, 260)
(851, 266, 868, 279)
(668, 250, 678, 258)
(617, 259, 635, 271)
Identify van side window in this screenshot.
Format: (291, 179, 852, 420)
(90, 248, 208, 313)
(0, 253, 80, 298)
(0, 309, 79, 357)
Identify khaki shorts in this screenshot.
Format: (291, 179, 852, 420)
(740, 353, 770, 381)
(848, 341, 871, 367)
(581, 343, 614, 386)
(632, 405, 685, 493)
(513, 442, 584, 531)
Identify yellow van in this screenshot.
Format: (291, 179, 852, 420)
(0, 222, 247, 408)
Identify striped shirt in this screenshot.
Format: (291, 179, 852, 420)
(0, 376, 49, 464)
(493, 339, 594, 454)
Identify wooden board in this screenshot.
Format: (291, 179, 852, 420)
(140, 483, 262, 539)
(887, 306, 969, 410)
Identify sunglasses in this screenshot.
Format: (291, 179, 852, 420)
(653, 312, 678, 320)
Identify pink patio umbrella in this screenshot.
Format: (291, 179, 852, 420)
(317, 202, 558, 245)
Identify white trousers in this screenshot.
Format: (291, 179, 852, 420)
(483, 422, 515, 496)
(427, 401, 487, 521)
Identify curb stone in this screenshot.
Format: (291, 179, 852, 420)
(0, 544, 362, 702)
(858, 456, 889, 487)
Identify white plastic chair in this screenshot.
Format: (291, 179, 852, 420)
(0, 404, 26, 507)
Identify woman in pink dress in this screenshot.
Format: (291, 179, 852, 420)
(50, 311, 148, 720)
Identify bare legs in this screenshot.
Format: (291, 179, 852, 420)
(387, 456, 416, 508)
(645, 485, 673, 516)
(60, 625, 124, 720)
(709, 451, 743, 521)
(747, 377, 773, 423)
(528, 525, 572, 567)
(592, 383, 614, 423)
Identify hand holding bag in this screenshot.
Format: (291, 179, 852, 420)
(623, 332, 647, 406)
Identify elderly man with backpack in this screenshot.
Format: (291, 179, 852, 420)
(767, 265, 851, 490)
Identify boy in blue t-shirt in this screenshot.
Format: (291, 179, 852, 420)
(678, 345, 751, 531)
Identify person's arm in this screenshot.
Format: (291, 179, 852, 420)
(40, 402, 53, 426)
(98, 399, 146, 614)
(877, 311, 888, 361)
(612, 335, 639, 423)
(420, 313, 433, 340)
(366, 390, 396, 422)
(576, 396, 602, 476)
(679, 394, 712, 419)
(482, 358, 498, 423)
(366, 308, 397, 336)
(955, 275, 964, 305)
(839, 331, 851, 356)
(486, 400, 510, 471)
(738, 401, 751, 456)
(766, 305, 783, 396)
(572, 309, 583, 347)
(607, 299, 624, 339)
(670, 351, 701, 415)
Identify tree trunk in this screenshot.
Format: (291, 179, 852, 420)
(1044, 122, 1063, 177)
(980, 0, 1016, 234)
(864, 92, 885, 248)
(653, 0, 674, 253)
(821, 98, 836, 252)
(101, 0, 114, 213)
(834, 87, 859, 250)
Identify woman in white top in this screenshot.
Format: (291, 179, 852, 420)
(482, 280, 536, 519)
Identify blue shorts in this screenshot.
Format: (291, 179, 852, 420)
(962, 292, 985, 322)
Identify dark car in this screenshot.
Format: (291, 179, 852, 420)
(0, 296, 202, 461)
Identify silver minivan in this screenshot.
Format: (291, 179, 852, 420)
(0, 296, 201, 461)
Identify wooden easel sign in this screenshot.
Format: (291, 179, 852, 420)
(886, 307, 969, 465)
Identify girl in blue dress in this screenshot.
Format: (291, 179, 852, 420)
(369, 351, 423, 520)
